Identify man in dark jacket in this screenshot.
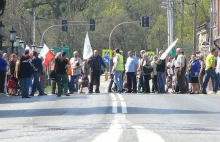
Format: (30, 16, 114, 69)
(55, 51, 69, 97)
(30, 51, 45, 96)
(0, 50, 7, 94)
(20, 56, 34, 98)
(88, 50, 106, 93)
(156, 50, 166, 93)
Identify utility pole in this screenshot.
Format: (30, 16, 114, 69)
(167, 0, 171, 46)
(181, 0, 184, 48)
(210, 0, 214, 50)
(193, 0, 197, 53)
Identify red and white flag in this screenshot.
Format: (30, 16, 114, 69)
(39, 44, 54, 68)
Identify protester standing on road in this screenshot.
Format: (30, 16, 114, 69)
(70, 51, 82, 93)
(175, 48, 187, 94)
(0, 51, 7, 94)
(112, 48, 124, 93)
(156, 50, 166, 93)
(8, 53, 17, 95)
(125, 51, 138, 93)
(108, 53, 117, 93)
(137, 50, 146, 93)
(19, 56, 33, 98)
(30, 51, 45, 96)
(140, 53, 152, 93)
(198, 54, 205, 92)
(166, 56, 173, 93)
(88, 50, 106, 93)
(55, 51, 69, 97)
(151, 55, 158, 93)
(3, 53, 9, 94)
(188, 54, 200, 94)
(202, 48, 218, 94)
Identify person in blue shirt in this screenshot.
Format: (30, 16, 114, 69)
(125, 51, 138, 93)
(30, 51, 46, 96)
(189, 54, 200, 94)
(0, 50, 7, 94)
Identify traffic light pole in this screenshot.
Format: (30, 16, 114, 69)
(109, 21, 141, 50)
(41, 23, 93, 46)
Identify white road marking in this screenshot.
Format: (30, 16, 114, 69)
(121, 101, 127, 114)
(116, 93, 124, 101)
(110, 93, 116, 101)
(133, 125, 165, 142)
(92, 114, 124, 142)
(112, 101, 118, 114)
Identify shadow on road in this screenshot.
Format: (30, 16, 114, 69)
(0, 107, 219, 118)
(0, 95, 89, 104)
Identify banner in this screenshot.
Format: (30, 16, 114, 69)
(146, 51, 155, 61)
(83, 32, 93, 59)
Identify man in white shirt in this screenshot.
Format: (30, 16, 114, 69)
(174, 48, 187, 94)
(70, 51, 82, 93)
(125, 51, 138, 93)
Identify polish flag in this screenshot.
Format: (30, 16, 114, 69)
(39, 44, 54, 68)
(25, 45, 33, 58)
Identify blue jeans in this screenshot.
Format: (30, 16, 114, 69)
(157, 72, 165, 93)
(31, 72, 44, 95)
(114, 71, 123, 92)
(202, 68, 218, 92)
(70, 74, 81, 92)
(22, 78, 31, 97)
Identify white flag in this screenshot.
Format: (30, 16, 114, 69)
(83, 32, 93, 59)
(160, 38, 178, 60)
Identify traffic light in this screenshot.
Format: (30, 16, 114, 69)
(90, 19, 95, 31)
(62, 20, 68, 32)
(141, 16, 150, 27)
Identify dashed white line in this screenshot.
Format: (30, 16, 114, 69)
(110, 93, 116, 101)
(116, 93, 124, 101)
(133, 125, 165, 142)
(121, 101, 127, 114)
(112, 101, 118, 114)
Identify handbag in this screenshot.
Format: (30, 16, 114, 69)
(7, 77, 16, 89)
(49, 70, 57, 80)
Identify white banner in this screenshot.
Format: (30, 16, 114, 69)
(83, 32, 93, 59)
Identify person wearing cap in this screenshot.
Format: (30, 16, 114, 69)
(112, 48, 124, 93)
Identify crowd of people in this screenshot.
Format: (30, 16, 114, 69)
(108, 48, 220, 95)
(0, 47, 219, 98)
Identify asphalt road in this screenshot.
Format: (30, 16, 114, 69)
(0, 79, 220, 142)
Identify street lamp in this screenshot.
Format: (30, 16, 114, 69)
(36, 45, 43, 54)
(14, 36, 20, 54)
(9, 27, 16, 53)
(0, 21, 4, 50)
(19, 39, 25, 49)
(31, 44, 36, 51)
